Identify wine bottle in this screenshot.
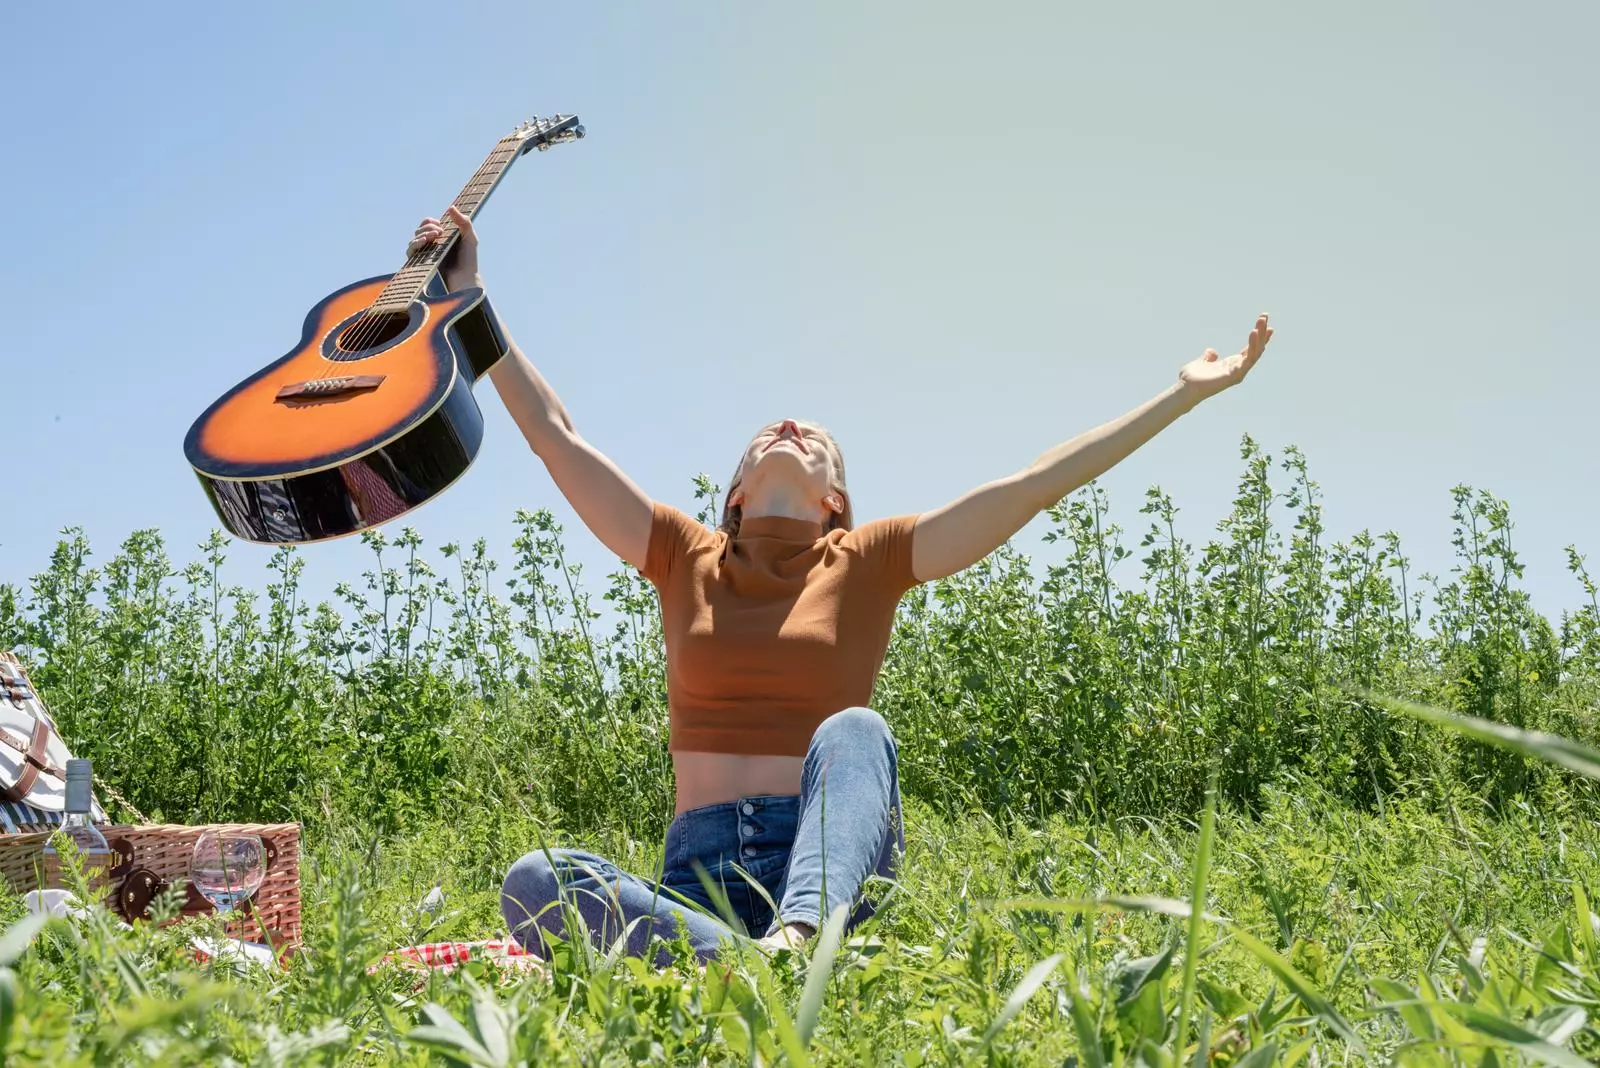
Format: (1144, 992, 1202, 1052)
(42, 759, 112, 877)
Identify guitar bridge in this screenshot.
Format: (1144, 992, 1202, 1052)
(275, 375, 386, 402)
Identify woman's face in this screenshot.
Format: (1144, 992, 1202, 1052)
(731, 419, 844, 518)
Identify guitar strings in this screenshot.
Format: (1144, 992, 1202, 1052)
(317, 115, 567, 378)
(304, 116, 567, 389)
(320, 211, 452, 374)
(307, 133, 517, 386)
(338, 130, 521, 362)
(306, 170, 469, 381)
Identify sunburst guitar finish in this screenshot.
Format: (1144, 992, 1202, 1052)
(182, 114, 584, 545)
(184, 277, 508, 544)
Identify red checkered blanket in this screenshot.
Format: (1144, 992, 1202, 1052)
(372, 937, 543, 975)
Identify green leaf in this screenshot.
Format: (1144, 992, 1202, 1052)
(0, 967, 18, 1053)
(407, 1028, 497, 1068)
(767, 993, 813, 1068)
(1197, 977, 1251, 1020)
(0, 913, 47, 968)
(409, 1004, 496, 1067)
(1064, 969, 1108, 1068)
(1232, 1041, 1280, 1068)
(795, 902, 850, 1048)
(1191, 1007, 1212, 1068)
(1572, 882, 1597, 969)
(113, 948, 151, 1000)
(717, 1012, 752, 1059)
(470, 985, 511, 1067)
(1373, 977, 1437, 1042)
(99, 984, 238, 1062)
(1175, 770, 1220, 1064)
(1229, 927, 1365, 1053)
(1429, 1001, 1592, 1068)
(1418, 971, 1480, 1047)
(988, 895, 1226, 922)
(260, 1022, 353, 1068)
(1113, 944, 1175, 1009)
(1279, 1036, 1317, 1068)
(977, 953, 1065, 1055)
(749, 943, 812, 1068)
(1137, 1036, 1175, 1068)
(1368, 693, 1600, 781)
(1532, 1005, 1588, 1046)
(1119, 980, 1166, 1046)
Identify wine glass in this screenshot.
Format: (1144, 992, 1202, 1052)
(190, 832, 266, 930)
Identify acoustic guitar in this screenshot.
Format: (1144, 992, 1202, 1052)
(183, 114, 584, 545)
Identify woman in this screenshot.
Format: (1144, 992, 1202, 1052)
(410, 207, 1272, 962)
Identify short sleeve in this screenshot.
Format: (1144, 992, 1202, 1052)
(839, 515, 921, 594)
(641, 502, 720, 586)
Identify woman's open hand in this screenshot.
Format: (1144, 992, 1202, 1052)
(1178, 313, 1273, 399)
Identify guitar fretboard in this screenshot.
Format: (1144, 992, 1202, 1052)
(369, 140, 522, 315)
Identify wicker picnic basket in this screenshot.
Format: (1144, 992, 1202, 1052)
(0, 822, 303, 951)
(0, 653, 303, 953)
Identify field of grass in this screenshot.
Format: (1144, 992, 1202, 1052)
(0, 437, 1597, 1065)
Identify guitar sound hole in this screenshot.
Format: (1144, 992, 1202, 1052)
(335, 312, 410, 356)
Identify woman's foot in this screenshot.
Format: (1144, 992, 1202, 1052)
(757, 921, 816, 954)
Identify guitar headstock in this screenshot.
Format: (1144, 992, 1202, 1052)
(509, 114, 585, 153)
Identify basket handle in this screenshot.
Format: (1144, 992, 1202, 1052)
(94, 775, 148, 824)
(0, 652, 147, 823)
(0, 717, 63, 803)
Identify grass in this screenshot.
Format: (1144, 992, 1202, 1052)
(3, 781, 1597, 1064)
(0, 436, 1596, 1064)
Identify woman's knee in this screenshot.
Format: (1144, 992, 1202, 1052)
(501, 847, 574, 919)
(812, 706, 894, 749)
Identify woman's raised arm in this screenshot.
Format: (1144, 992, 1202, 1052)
(909, 314, 1274, 584)
(412, 207, 654, 570)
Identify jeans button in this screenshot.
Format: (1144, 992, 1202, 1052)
(742, 846, 756, 858)
(741, 802, 755, 815)
(742, 825, 755, 837)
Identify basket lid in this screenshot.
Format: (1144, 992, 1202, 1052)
(0, 667, 73, 813)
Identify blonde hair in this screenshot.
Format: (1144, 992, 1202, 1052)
(719, 422, 853, 537)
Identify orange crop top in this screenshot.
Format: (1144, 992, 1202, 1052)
(639, 502, 922, 756)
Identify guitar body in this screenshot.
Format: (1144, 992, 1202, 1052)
(183, 112, 582, 544)
(183, 275, 509, 545)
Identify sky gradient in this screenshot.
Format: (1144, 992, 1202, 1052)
(3, 1, 1595, 623)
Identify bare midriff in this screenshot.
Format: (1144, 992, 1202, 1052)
(643, 506, 921, 812)
(673, 752, 805, 813)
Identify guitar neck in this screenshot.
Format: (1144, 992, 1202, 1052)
(369, 137, 525, 314)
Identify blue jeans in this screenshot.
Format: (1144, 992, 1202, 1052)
(500, 706, 903, 965)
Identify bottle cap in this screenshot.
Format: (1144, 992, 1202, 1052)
(64, 758, 93, 813)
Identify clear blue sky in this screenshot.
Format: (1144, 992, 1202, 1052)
(3, 1, 1595, 623)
